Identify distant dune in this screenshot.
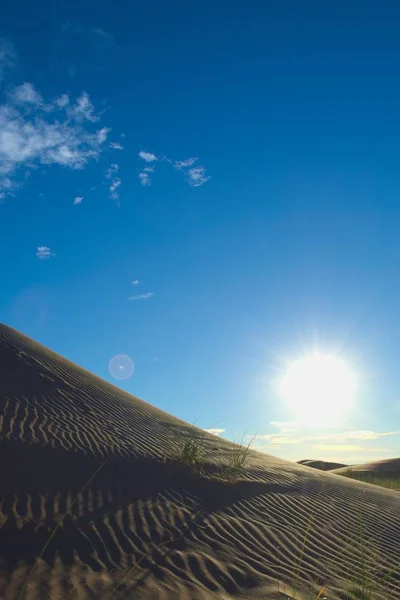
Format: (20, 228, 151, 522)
(331, 459, 400, 492)
(1, 323, 400, 600)
(297, 459, 349, 471)
(332, 458, 400, 475)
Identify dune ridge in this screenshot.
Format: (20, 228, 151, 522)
(1, 323, 400, 599)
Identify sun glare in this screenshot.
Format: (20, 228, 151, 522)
(279, 352, 357, 426)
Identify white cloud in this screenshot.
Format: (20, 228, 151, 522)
(106, 163, 119, 179)
(138, 150, 157, 162)
(55, 94, 70, 108)
(105, 163, 121, 203)
(313, 430, 400, 442)
(68, 92, 99, 122)
(36, 246, 55, 259)
(313, 444, 393, 454)
(137, 151, 210, 188)
(252, 444, 280, 454)
(11, 82, 43, 106)
(252, 433, 305, 445)
(138, 171, 151, 187)
(174, 157, 197, 170)
(0, 83, 110, 198)
(109, 141, 124, 150)
(132, 280, 139, 285)
(109, 178, 121, 202)
(252, 428, 399, 447)
(96, 127, 109, 144)
(171, 155, 211, 187)
(187, 166, 210, 187)
(128, 292, 154, 300)
(270, 421, 298, 433)
(73, 196, 83, 205)
(204, 428, 225, 437)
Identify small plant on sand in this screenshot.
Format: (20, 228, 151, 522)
(220, 434, 255, 484)
(175, 437, 205, 471)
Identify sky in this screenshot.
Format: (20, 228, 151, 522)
(1, 0, 400, 465)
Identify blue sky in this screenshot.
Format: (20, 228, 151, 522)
(1, 0, 400, 464)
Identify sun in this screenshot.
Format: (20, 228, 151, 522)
(279, 352, 357, 426)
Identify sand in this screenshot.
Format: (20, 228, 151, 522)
(1, 323, 400, 600)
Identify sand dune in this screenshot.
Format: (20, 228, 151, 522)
(331, 460, 400, 492)
(1, 323, 400, 599)
(297, 460, 349, 472)
(332, 458, 400, 475)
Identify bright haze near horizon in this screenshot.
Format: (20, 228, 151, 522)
(1, 0, 400, 466)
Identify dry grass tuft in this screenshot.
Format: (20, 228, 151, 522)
(173, 437, 205, 472)
(219, 434, 255, 484)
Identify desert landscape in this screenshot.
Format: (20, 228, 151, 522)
(1, 322, 400, 600)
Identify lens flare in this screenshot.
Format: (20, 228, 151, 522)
(108, 354, 135, 380)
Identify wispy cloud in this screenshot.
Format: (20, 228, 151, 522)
(0, 39, 16, 82)
(253, 433, 305, 445)
(128, 292, 154, 300)
(173, 157, 210, 186)
(270, 421, 298, 433)
(55, 93, 69, 108)
(106, 164, 119, 179)
(132, 280, 140, 285)
(248, 427, 400, 455)
(109, 141, 124, 150)
(169, 156, 210, 187)
(73, 196, 83, 205)
(109, 179, 121, 202)
(252, 444, 281, 453)
(62, 22, 114, 49)
(55, 23, 114, 80)
(204, 428, 226, 437)
(0, 82, 110, 198)
(105, 163, 121, 204)
(67, 91, 99, 122)
(91, 27, 114, 48)
(138, 164, 155, 187)
(173, 158, 197, 170)
(187, 166, 210, 187)
(10, 82, 43, 106)
(137, 153, 210, 188)
(138, 171, 151, 186)
(36, 246, 55, 259)
(313, 430, 400, 442)
(314, 444, 394, 454)
(138, 150, 158, 163)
